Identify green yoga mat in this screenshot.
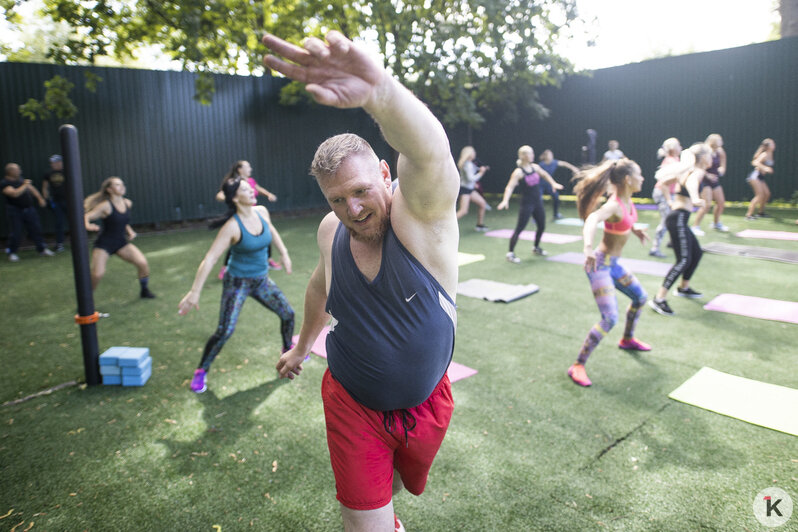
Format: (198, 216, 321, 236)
(669, 367, 798, 436)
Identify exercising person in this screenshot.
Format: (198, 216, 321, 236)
(178, 177, 294, 393)
(568, 158, 651, 387)
(84, 177, 155, 298)
(649, 143, 710, 316)
(497, 145, 563, 263)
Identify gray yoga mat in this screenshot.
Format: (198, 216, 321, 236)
(702, 241, 798, 265)
(457, 278, 540, 303)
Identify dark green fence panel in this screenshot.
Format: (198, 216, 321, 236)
(0, 62, 389, 238)
(450, 37, 798, 203)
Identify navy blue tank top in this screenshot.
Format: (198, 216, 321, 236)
(325, 222, 457, 411)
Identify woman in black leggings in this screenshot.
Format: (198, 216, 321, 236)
(497, 145, 563, 263)
(648, 143, 712, 316)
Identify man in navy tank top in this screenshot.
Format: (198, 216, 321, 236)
(265, 30, 461, 532)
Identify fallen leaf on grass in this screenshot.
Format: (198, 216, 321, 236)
(272, 460, 278, 473)
(164, 419, 177, 424)
(0, 509, 12, 519)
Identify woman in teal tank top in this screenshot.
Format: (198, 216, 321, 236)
(178, 177, 295, 393)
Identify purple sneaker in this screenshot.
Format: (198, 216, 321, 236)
(190, 369, 207, 393)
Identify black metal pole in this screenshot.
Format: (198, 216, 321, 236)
(60, 124, 100, 386)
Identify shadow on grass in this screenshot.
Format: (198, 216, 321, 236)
(158, 376, 289, 474)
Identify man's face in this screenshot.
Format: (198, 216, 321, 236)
(51, 161, 63, 171)
(320, 153, 392, 244)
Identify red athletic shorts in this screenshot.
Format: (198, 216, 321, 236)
(321, 369, 454, 510)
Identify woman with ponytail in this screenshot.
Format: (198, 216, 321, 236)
(178, 177, 295, 393)
(84, 176, 155, 298)
(648, 143, 711, 317)
(567, 159, 650, 387)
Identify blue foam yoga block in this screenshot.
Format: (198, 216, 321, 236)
(121, 356, 152, 376)
(117, 347, 150, 367)
(103, 374, 122, 385)
(122, 365, 152, 386)
(100, 364, 122, 376)
(99, 346, 128, 366)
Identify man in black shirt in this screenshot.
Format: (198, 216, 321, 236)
(42, 154, 68, 252)
(2, 163, 54, 261)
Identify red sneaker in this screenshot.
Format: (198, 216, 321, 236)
(567, 363, 592, 387)
(618, 337, 652, 351)
(394, 514, 405, 532)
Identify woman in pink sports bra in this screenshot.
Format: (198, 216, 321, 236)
(567, 158, 651, 387)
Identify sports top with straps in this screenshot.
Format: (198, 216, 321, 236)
(227, 212, 272, 278)
(603, 196, 638, 235)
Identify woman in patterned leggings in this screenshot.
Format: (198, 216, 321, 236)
(178, 177, 295, 393)
(568, 158, 651, 387)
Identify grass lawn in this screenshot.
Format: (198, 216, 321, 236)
(1, 203, 797, 531)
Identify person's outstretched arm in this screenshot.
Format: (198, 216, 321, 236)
(262, 31, 458, 220)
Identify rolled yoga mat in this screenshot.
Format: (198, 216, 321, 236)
(703, 293, 798, 325)
(547, 251, 672, 276)
(669, 366, 798, 436)
(702, 241, 798, 264)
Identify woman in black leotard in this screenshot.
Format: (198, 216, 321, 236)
(497, 145, 563, 263)
(84, 177, 155, 298)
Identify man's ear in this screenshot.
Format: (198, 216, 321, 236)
(379, 160, 391, 186)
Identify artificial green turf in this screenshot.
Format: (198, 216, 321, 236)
(1, 204, 797, 531)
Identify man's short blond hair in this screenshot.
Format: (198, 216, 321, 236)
(309, 133, 377, 180)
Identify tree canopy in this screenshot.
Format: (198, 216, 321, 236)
(5, 0, 580, 128)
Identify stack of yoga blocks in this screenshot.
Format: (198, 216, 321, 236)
(99, 347, 152, 386)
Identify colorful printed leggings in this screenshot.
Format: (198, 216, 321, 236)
(198, 274, 295, 371)
(578, 252, 647, 365)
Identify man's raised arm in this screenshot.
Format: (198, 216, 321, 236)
(262, 31, 459, 215)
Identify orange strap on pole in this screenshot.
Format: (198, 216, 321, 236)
(74, 311, 100, 325)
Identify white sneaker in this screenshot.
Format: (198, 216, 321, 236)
(690, 226, 705, 236)
(714, 223, 729, 232)
(506, 252, 521, 263)
(40, 248, 55, 257)
(8, 253, 20, 262)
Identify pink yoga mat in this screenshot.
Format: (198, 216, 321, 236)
(734, 229, 798, 241)
(293, 327, 478, 382)
(703, 294, 798, 325)
(484, 229, 582, 244)
(547, 251, 672, 276)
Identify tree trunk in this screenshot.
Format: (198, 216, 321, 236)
(782, 0, 798, 37)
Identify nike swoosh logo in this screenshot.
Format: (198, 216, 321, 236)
(405, 293, 417, 302)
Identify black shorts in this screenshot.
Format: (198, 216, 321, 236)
(94, 235, 128, 255)
(459, 186, 475, 196)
